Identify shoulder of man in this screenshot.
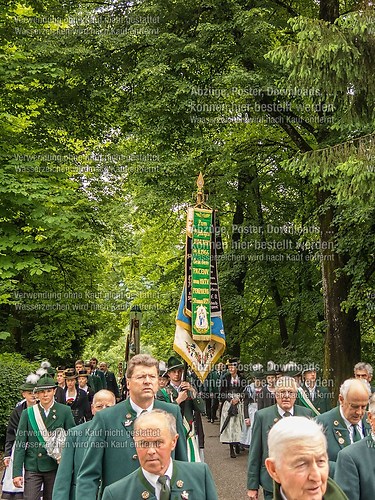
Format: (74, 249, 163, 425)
(324, 476, 349, 499)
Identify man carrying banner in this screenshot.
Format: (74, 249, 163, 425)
(157, 355, 205, 462)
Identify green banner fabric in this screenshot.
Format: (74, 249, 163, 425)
(191, 208, 212, 340)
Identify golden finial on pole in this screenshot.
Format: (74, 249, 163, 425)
(196, 172, 204, 205)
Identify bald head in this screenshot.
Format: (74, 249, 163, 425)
(91, 390, 116, 415)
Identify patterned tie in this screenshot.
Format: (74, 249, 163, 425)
(158, 475, 170, 500)
(352, 424, 361, 442)
(283, 411, 291, 417)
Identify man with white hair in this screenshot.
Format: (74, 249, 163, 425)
(334, 392, 375, 500)
(101, 409, 218, 499)
(265, 417, 348, 499)
(353, 362, 375, 392)
(247, 376, 314, 499)
(316, 378, 371, 477)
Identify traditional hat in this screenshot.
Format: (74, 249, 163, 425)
(226, 357, 239, 366)
(20, 373, 40, 391)
(56, 366, 66, 372)
(166, 356, 184, 372)
(63, 368, 78, 380)
(84, 361, 92, 368)
(34, 373, 57, 392)
(283, 362, 302, 377)
(159, 369, 169, 378)
(40, 360, 56, 376)
(77, 369, 89, 378)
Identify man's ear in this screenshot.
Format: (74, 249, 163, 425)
(171, 434, 179, 451)
(338, 394, 344, 406)
(265, 458, 281, 483)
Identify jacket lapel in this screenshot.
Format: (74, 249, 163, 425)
(121, 399, 137, 434)
(331, 407, 350, 448)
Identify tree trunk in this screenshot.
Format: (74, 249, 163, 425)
(318, 189, 360, 399)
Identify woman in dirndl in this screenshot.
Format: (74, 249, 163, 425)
(219, 359, 247, 458)
(240, 374, 260, 449)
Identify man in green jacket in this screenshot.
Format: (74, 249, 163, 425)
(247, 376, 314, 500)
(316, 378, 371, 477)
(334, 392, 375, 500)
(12, 374, 76, 500)
(52, 389, 116, 500)
(102, 409, 218, 500)
(265, 416, 348, 500)
(75, 354, 188, 500)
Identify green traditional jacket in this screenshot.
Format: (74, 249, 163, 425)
(247, 404, 313, 494)
(273, 477, 348, 500)
(334, 435, 375, 500)
(316, 406, 371, 477)
(13, 402, 76, 477)
(156, 383, 205, 424)
(52, 419, 93, 500)
(75, 398, 188, 500)
(101, 460, 218, 500)
(297, 384, 333, 414)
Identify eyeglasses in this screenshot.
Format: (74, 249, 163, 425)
(132, 374, 158, 382)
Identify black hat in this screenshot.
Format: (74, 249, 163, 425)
(226, 357, 239, 366)
(77, 369, 89, 378)
(159, 369, 169, 378)
(34, 373, 57, 392)
(63, 368, 78, 380)
(166, 356, 184, 372)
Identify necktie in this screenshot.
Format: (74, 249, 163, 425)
(352, 424, 361, 443)
(283, 411, 291, 417)
(158, 475, 170, 500)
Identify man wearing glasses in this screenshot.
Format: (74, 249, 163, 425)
(12, 373, 76, 500)
(247, 376, 313, 500)
(316, 378, 371, 477)
(75, 354, 188, 500)
(52, 389, 116, 500)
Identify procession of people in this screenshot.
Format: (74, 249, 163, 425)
(1, 356, 375, 499)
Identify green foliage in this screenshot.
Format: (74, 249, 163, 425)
(0, 353, 38, 449)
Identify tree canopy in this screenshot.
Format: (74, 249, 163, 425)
(1, 0, 374, 390)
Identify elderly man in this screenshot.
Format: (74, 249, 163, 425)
(247, 376, 313, 500)
(334, 392, 375, 500)
(52, 390, 116, 500)
(12, 374, 76, 500)
(101, 409, 218, 500)
(265, 417, 348, 499)
(75, 354, 188, 500)
(316, 378, 371, 477)
(353, 362, 375, 392)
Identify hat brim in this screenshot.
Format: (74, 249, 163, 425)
(167, 364, 184, 372)
(34, 384, 57, 392)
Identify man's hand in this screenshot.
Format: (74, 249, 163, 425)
(244, 418, 251, 427)
(176, 389, 189, 404)
(3, 457, 11, 467)
(247, 489, 258, 499)
(13, 476, 23, 488)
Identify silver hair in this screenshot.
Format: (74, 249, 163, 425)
(268, 416, 327, 466)
(134, 409, 177, 437)
(354, 362, 373, 377)
(340, 378, 371, 399)
(369, 393, 375, 415)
